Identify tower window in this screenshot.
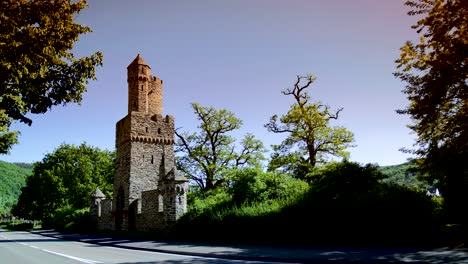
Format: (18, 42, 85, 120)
(151, 155, 154, 164)
(141, 85, 143, 91)
(158, 195, 163, 212)
(145, 127, 148, 133)
(158, 128, 161, 134)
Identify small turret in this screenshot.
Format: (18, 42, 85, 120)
(90, 188, 106, 217)
(160, 161, 188, 224)
(91, 187, 106, 199)
(126, 54, 163, 116)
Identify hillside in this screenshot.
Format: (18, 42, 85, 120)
(0, 160, 33, 213)
(379, 162, 431, 189)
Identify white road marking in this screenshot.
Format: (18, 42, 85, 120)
(41, 248, 103, 264)
(1, 231, 102, 264)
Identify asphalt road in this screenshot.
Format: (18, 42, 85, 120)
(0, 230, 283, 264)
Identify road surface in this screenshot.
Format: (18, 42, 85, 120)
(0, 229, 283, 264)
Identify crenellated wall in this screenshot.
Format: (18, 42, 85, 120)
(115, 112, 175, 148)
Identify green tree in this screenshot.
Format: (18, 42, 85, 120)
(175, 103, 266, 191)
(265, 75, 355, 177)
(308, 161, 385, 197)
(394, 0, 468, 222)
(12, 143, 114, 221)
(228, 167, 309, 206)
(0, 0, 103, 153)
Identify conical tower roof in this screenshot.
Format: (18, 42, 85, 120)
(127, 53, 150, 69)
(91, 187, 106, 198)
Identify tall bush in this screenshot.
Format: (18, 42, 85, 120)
(229, 168, 309, 205)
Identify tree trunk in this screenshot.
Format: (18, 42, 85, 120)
(307, 145, 316, 167)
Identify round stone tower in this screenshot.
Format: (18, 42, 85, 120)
(127, 54, 163, 116)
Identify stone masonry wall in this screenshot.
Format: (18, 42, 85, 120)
(114, 141, 131, 209)
(115, 110, 175, 207)
(128, 142, 161, 203)
(148, 77, 163, 117)
(136, 190, 164, 231)
(97, 199, 113, 230)
(161, 181, 189, 227)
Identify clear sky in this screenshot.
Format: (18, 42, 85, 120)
(4, 0, 419, 166)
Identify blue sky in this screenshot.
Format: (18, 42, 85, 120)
(4, 0, 419, 166)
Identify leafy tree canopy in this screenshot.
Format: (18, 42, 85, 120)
(265, 75, 355, 178)
(395, 0, 468, 221)
(11, 143, 114, 220)
(175, 103, 266, 191)
(0, 0, 103, 153)
(308, 161, 385, 197)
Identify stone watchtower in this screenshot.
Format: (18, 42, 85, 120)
(111, 54, 188, 231)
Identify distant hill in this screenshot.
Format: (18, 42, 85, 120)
(0, 161, 33, 213)
(12, 162, 34, 170)
(378, 162, 431, 189)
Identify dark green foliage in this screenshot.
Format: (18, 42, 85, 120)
(267, 148, 313, 180)
(172, 168, 308, 242)
(172, 162, 441, 246)
(284, 182, 440, 246)
(0, 220, 34, 231)
(184, 188, 233, 221)
(284, 162, 440, 246)
(43, 206, 91, 232)
(395, 0, 468, 224)
(11, 143, 114, 221)
(0, 160, 32, 213)
(307, 161, 384, 195)
(181, 168, 308, 224)
(425, 147, 468, 225)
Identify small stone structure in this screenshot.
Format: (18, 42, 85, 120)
(90, 54, 188, 231)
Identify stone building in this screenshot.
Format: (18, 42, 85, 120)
(90, 54, 188, 231)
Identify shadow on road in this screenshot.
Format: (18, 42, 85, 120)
(0, 238, 64, 243)
(29, 230, 468, 264)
